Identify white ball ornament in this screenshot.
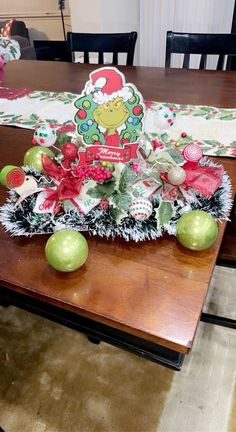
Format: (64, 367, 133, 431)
(183, 143, 203, 163)
(167, 166, 186, 186)
(34, 125, 57, 147)
(130, 198, 153, 221)
(153, 106, 175, 130)
(144, 105, 175, 135)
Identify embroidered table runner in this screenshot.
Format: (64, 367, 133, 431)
(0, 87, 235, 157)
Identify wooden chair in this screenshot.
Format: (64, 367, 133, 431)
(67, 31, 137, 66)
(165, 31, 236, 70)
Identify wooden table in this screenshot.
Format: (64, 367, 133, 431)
(0, 61, 235, 370)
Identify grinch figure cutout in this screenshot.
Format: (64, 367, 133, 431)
(74, 67, 145, 148)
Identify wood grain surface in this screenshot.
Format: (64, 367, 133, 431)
(0, 61, 235, 354)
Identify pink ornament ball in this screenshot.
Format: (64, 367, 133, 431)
(183, 143, 203, 163)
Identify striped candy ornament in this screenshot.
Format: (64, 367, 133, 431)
(0, 165, 25, 188)
(183, 143, 203, 163)
(129, 198, 153, 221)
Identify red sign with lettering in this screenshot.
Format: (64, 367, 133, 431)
(78, 143, 139, 165)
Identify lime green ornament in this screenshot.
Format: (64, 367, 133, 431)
(45, 229, 89, 272)
(23, 146, 54, 172)
(176, 210, 218, 251)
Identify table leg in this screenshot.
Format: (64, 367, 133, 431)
(201, 312, 236, 329)
(88, 336, 101, 344)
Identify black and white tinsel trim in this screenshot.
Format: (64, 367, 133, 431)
(0, 161, 233, 242)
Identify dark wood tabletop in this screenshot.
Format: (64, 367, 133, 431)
(0, 60, 235, 355)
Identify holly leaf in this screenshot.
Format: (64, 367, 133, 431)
(118, 166, 137, 194)
(167, 148, 185, 165)
(30, 113, 40, 120)
(215, 148, 230, 156)
(111, 193, 132, 211)
(204, 139, 221, 146)
(148, 171, 162, 182)
(155, 201, 174, 228)
(57, 133, 71, 145)
(110, 206, 128, 224)
(218, 114, 234, 120)
(159, 132, 169, 145)
(175, 135, 193, 148)
(154, 150, 178, 167)
(87, 179, 115, 198)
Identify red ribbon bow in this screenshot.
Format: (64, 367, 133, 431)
(161, 164, 223, 199)
(42, 155, 83, 212)
(183, 165, 223, 198)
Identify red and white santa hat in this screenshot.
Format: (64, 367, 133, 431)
(85, 67, 132, 104)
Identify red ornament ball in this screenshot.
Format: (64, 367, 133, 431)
(77, 109, 87, 120)
(133, 105, 142, 116)
(61, 143, 78, 160)
(183, 143, 203, 163)
(181, 132, 187, 138)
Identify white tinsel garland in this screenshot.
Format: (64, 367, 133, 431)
(0, 160, 232, 242)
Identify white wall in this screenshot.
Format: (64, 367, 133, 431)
(69, 0, 138, 32)
(100, 0, 138, 33)
(69, 0, 102, 32)
(0, 0, 71, 42)
(139, 0, 235, 67)
(68, 0, 140, 64)
(69, 0, 235, 67)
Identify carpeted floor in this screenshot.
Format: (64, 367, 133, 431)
(0, 265, 235, 432)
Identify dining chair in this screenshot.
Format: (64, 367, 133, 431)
(165, 31, 236, 70)
(67, 31, 137, 66)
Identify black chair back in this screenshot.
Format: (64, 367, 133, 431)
(34, 40, 70, 61)
(165, 31, 236, 70)
(67, 31, 137, 66)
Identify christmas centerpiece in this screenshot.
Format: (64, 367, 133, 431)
(0, 67, 233, 270)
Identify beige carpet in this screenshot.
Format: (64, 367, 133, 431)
(0, 265, 235, 432)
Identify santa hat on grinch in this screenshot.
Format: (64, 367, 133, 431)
(85, 67, 132, 105)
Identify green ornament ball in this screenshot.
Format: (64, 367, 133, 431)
(23, 146, 54, 172)
(45, 229, 89, 272)
(176, 210, 218, 251)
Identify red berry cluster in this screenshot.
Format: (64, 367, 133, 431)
(71, 165, 112, 182)
(98, 197, 109, 211)
(130, 163, 141, 174)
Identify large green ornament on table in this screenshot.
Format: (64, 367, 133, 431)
(45, 229, 89, 272)
(23, 146, 54, 173)
(176, 210, 218, 251)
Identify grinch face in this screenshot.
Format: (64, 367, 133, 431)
(93, 97, 129, 132)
